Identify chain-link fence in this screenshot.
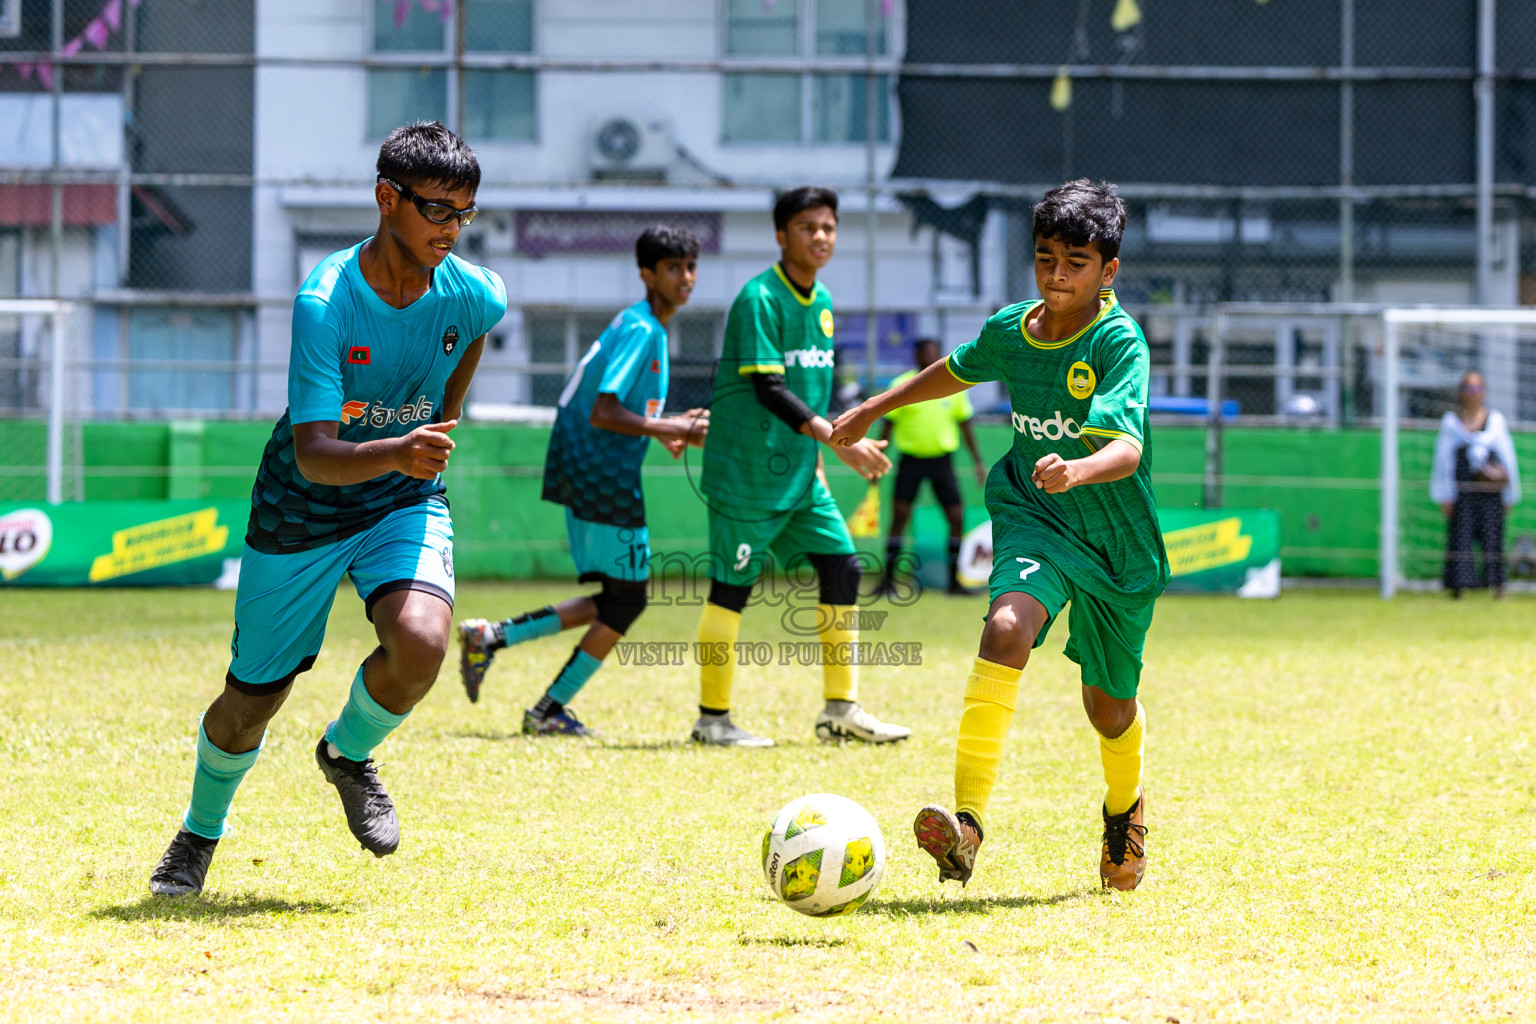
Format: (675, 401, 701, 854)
(3, 0, 1535, 586)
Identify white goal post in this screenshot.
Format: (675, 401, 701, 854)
(1380, 307, 1536, 598)
(0, 299, 80, 505)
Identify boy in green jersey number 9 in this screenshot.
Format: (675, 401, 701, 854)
(690, 187, 910, 749)
(832, 180, 1171, 891)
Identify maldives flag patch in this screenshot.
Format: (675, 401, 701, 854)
(348, 346, 371, 365)
(650, 359, 660, 373)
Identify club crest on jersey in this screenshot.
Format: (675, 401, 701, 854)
(1067, 360, 1097, 400)
(340, 395, 434, 428)
(347, 346, 371, 365)
(441, 325, 459, 355)
(819, 309, 834, 338)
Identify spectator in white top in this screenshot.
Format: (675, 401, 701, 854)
(1430, 370, 1521, 599)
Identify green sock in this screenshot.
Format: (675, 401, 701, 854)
(183, 721, 263, 840)
(325, 665, 408, 762)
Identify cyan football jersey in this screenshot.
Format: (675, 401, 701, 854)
(541, 301, 670, 527)
(247, 242, 507, 554)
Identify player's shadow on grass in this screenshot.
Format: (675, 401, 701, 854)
(600, 739, 697, 751)
(863, 889, 1093, 916)
(450, 730, 693, 751)
(93, 894, 347, 922)
(738, 934, 846, 948)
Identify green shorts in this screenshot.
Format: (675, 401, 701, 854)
(989, 541, 1155, 700)
(708, 478, 855, 587)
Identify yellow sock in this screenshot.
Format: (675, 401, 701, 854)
(1100, 701, 1145, 816)
(819, 604, 857, 702)
(954, 658, 1022, 833)
(697, 604, 741, 712)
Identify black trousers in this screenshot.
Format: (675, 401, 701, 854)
(1444, 491, 1506, 590)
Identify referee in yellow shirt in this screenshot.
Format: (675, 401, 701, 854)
(878, 338, 988, 596)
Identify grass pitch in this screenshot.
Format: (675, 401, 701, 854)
(3, 584, 1535, 1023)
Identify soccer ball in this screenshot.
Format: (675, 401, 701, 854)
(761, 793, 885, 917)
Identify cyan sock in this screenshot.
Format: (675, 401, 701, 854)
(183, 721, 264, 840)
(501, 606, 561, 647)
(546, 647, 603, 706)
(325, 665, 409, 762)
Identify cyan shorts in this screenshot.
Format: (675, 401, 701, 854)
(227, 499, 455, 692)
(567, 508, 651, 583)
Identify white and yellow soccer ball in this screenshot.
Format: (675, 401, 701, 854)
(761, 793, 885, 917)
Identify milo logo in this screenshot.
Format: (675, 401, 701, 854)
(0, 508, 53, 581)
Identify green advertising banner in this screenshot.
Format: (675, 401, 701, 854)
(0, 500, 248, 587)
(1157, 507, 1281, 597)
(913, 505, 1282, 597)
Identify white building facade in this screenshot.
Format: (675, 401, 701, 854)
(253, 0, 1006, 416)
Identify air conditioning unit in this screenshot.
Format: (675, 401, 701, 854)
(589, 115, 673, 181)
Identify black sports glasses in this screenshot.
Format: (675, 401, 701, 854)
(379, 177, 478, 227)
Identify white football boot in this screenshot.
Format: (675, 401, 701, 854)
(690, 713, 775, 748)
(814, 701, 912, 744)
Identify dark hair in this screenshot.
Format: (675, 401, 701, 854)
(773, 186, 839, 232)
(376, 121, 481, 194)
(636, 225, 702, 270)
(1032, 179, 1127, 262)
(914, 337, 941, 352)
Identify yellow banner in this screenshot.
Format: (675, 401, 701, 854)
(88, 507, 230, 583)
(1162, 516, 1253, 577)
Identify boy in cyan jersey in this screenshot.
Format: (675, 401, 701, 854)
(690, 186, 909, 748)
(832, 180, 1170, 891)
(149, 122, 506, 896)
(457, 227, 708, 735)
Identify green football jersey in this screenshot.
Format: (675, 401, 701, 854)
(702, 264, 837, 510)
(947, 289, 1170, 604)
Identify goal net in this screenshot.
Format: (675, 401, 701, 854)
(0, 300, 83, 505)
(1380, 308, 1536, 597)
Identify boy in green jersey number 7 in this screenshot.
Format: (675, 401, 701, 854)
(832, 180, 1171, 891)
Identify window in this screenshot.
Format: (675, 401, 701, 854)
(722, 0, 891, 144)
(722, 74, 801, 142)
(369, 0, 536, 142)
(815, 0, 883, 55)
(726, 0, 797, 54)
(812, 73, 889, 142)
(126, 308, 238, 414)
(368, 69, 448, 140)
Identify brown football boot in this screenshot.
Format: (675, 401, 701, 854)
(914, 804, 981, 886)
(1099, 791, 1147, 891)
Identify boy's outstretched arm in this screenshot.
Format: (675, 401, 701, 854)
(830, 358, 973, 447)
(746, 371, 890, 481)
(590, 392, 709, 451)
(1031, 439, 1140, 494)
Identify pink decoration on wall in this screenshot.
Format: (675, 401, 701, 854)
(6, 0, 139, 86)
(83, 19, 112, 50)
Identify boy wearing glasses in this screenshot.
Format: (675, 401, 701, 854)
(149, 121, 506, 896)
